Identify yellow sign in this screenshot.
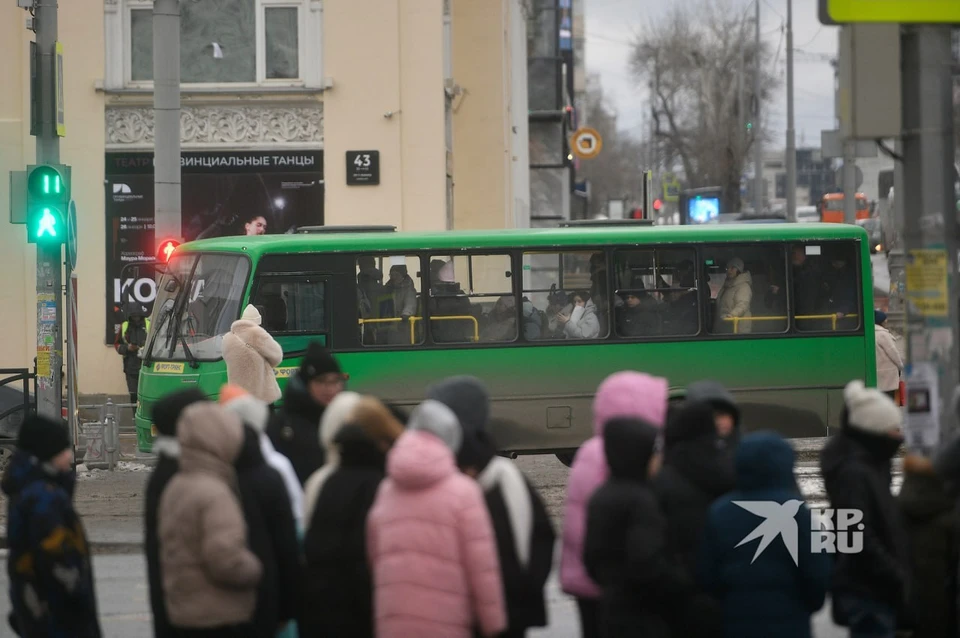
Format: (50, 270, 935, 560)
(153, 362, 186, 374)
(570, 127, 603, 160)
(906, 249, 948, 317)
(37, 349, 51, 377)
(823, 0, 960, 23)
(274, 367, 298, 379)
(662, 174, 681, 203)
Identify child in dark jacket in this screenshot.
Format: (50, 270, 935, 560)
(699, 431, 830, 638)
(583, 417, 688, 638)
(4, 415, 101, 637)
(428, 376, 556, 638)
(144, 389, 207, 638)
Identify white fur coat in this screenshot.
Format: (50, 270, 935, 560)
(222, 319, 283, 404)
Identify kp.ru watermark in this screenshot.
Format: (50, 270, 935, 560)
(733, 500, 864, 566)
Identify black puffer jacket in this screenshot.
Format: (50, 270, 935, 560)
(235, 425, 303, 636)
(301, 424, 387, 638)
(657, 400, 736, 574)
(144, 450, 179, 638)
(898, 454, 958, 638)
(267, 374, 326, 485)
(820, 422, 910, 617)
(584, 418, 691, 638)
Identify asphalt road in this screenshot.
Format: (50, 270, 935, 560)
(0, 446, 897, 637)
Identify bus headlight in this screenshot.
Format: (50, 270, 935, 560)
(875, 243, 882, 252)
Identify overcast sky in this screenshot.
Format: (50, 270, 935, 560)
(585, 0, 838, 150)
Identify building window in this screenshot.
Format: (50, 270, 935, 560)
(125, 0, 306, 86)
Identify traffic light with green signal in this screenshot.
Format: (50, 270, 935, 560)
(25, 164, 70, 245)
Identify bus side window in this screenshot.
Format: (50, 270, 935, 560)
(613, 249, 699, 338)
(429, 254, 514, 344)
(357, 255, 424, 346)
(703, 244, 787, 336)
(793, 242, 860, 333)
(521, 251, 609, 340)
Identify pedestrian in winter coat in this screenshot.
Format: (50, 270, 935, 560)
(686, 379, 741, 449)
(874, 310, 904, 397)
(713, 258, 753, 333)
(367, 400, 507, 638)
(158, 402, 263, 635)
(221, 385, 304, 531)
(560, 370, 669, 638)
(898, 454, 958, 638)
(654, 400, 735, 637)
(4, 416, 101, 638)
(583, 417, 682, 638)
(428, 376, 556, 637)
(300, 392, 404, 638)
(821, 380, 909, 636)
(223, 304, 283, 404)
(145, 388, 207, 638)
(221, 391, 304, 638)
(698, 431, 831, 638)
(267, 343, 346, 485)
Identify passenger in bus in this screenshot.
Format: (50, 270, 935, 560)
(713, 258, 753, 334)
(558, 291, 601, 339)
(769, 246, 820, 326)
(357, 256, 384, 318)
(430, 260, 476, 343)
(666, 265, 698, 334)
(617, 291, 658, 337)
(819, 249, 858, 329)
(380, 264, 418, 343)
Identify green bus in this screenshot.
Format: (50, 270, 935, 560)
(134, 222, 875, 463)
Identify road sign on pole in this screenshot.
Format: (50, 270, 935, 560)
(570, 128, 602, 160)
(67, 199, 77, 270)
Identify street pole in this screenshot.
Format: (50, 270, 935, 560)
(784, 0, 797, 223)
(34, 0, 63, 422)
(901, 26, 960, 452)
(752, 0, 763, 215)
(153, 0, 182, 251)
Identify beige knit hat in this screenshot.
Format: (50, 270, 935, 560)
(240, 304, 262, 325)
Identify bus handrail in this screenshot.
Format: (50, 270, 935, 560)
(723, 313, 858, 333)
(358, 315, 480, 344)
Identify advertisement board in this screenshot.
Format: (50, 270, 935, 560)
(104, 150, 324, 344)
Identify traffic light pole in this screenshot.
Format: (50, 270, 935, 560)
(34, 0, 63, 422)
(901, 25, 960, 452)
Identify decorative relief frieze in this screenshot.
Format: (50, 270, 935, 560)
(105, 104, 323, 146)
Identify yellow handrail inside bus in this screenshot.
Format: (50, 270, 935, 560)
(358, 315, 480, 344)
(722, 313, 858, 333)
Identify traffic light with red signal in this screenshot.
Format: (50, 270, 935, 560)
(157, 239, 180, 264)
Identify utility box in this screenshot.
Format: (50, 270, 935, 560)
(838, 24, 902, 140)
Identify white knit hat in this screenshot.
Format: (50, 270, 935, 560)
(844, 380, 902, 435)
(241, 304, 262, 325)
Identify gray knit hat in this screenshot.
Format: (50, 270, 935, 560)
(408, 399, 463, 453)
(426, 376, 490, 438)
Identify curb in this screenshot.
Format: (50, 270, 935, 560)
(0, 538, 143, 554)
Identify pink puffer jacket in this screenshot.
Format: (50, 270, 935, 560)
(367, 430, 507, 638)
(559, 371, 669, 599)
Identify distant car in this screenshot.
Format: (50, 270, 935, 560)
(796, 206, 820, 223)
(856, 217, 884, 254)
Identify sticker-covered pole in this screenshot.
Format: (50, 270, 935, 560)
(153, 0, 181, 250)
(901, 26, 960, 454)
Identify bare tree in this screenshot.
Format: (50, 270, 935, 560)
(631, 1, 780, 212)
(577, 75, 646, 218)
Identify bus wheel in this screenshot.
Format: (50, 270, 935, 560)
(556, 452, 576, 467)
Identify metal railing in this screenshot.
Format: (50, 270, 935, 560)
(0, 368, 37, 431)
(723, 313, 859, 334)
(358, 315, 480, 344)
(75, 399, 138, 470)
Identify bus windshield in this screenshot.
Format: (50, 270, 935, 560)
(147, 253, 250, 362)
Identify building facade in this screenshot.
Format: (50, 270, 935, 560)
(0, 0, 533, 396)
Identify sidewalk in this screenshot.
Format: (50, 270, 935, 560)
(0, 461, 150, 552)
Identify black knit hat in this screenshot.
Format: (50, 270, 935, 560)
(299, 342, 342, 382)
(17, 415, 71, 462)
(151, 388, 207, 437)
